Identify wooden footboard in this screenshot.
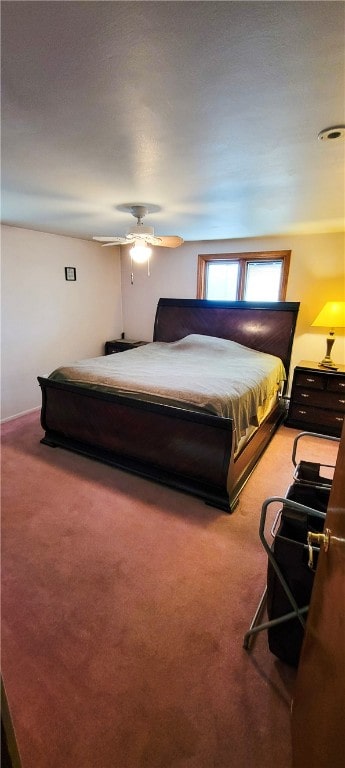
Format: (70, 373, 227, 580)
(38, 377, 234, 511)
(38, 377, 285, 512)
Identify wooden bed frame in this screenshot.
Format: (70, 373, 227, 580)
(38, 298, 299, 512)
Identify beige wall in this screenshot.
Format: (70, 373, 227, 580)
(2, 225, 344, 420)
(121, 231, 345, 389)
(1, 225, 122, 420)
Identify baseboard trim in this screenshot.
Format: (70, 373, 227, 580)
(1, 406, 40, 424)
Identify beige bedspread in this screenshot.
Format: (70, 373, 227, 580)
(49, 334, 286, 452)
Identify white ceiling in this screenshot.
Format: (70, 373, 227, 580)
(1, 1, 345, 243)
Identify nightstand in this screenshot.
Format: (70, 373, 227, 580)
(286, 360, 345, 436)
(104, 339, 147, 355)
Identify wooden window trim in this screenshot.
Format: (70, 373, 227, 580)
(197, 250, 291, 300)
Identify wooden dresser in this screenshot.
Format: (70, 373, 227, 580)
(286, 360, 345, 436)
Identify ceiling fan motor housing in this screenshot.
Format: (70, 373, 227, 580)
(126, 224, 155, 238)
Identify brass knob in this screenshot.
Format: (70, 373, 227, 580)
(307, 528, 331, 569)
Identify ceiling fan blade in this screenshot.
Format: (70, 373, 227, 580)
(93, 236, 132, 245)
(101, 242, 123, 247)
(93, 236, 118, 242)
(155, 236, 184, 248)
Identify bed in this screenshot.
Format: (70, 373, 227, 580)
(38, 298, 300, 512)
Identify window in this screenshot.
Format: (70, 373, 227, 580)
(197, 251, 291, 301)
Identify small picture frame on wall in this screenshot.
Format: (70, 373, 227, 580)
(65, 267, 76, 281)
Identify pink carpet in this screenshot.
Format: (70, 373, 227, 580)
(1, 413, 338, 767)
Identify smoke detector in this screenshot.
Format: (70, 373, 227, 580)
(318, 126, 345, 142)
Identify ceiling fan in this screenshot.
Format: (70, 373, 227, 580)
(93, 204, 184, 249)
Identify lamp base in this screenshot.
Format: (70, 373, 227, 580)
(318, 334, 338, 369)
(318, 361, 338, 370)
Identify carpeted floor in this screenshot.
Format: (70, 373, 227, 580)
(1, 413, 338, 768)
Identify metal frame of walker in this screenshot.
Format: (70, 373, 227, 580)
(291, 431, 339, 487)
(243, 431, 339, 652)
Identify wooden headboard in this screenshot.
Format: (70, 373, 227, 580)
(153, 298, 300, 379)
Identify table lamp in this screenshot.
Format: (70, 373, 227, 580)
(311, 301, 345, 369)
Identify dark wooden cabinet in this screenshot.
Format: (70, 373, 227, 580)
(286, 360, 345, 436)
(104, 339, 147, 355)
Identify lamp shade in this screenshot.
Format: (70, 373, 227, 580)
(311, 301, 345, 329)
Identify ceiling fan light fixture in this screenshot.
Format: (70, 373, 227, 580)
(129, 241, 152, 264)
(93, 204, 183, 284)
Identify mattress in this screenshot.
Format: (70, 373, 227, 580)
(49, 334, 286, 453)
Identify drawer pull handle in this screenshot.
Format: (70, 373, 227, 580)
(298, 410, 307, 415)
(339, 399, 345, 404)
(306, 378, 315, 383)
(301, 393, 309, 398)
(336, 417, 344, 422)
(339, 383, 345, 388)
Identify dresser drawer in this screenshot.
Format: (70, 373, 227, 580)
(289, 404, 344, 433)
(294, 389, 345, 412)
(294, 372, 325, 390)
(107, 342, 136, 353)
(327, 377, 345, 394)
